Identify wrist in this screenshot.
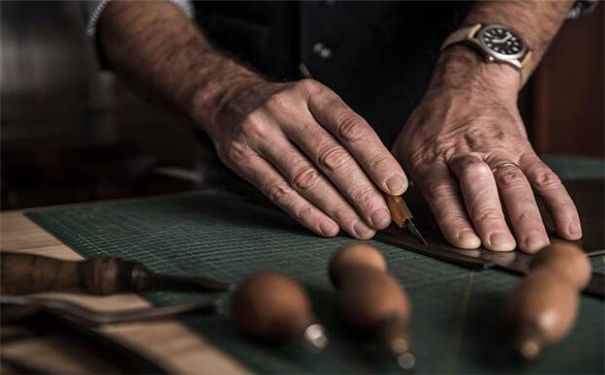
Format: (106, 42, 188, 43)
(431, 45, 521, 99)
(188, 57, 266, 136)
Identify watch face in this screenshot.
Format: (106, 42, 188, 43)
(478, 25, 526, 58)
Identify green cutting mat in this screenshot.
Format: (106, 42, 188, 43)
(26, 190, 604, 374)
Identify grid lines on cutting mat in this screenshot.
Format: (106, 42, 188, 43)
(27, 190, 604, 374)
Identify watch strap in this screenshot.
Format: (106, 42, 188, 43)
(441, 23, 534, 88)
(440, 24, 482, 51)
(520, 50, 533, 87)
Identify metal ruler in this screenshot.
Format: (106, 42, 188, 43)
(376, 228, 604, 299)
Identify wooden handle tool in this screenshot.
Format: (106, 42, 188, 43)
(329, 243, 415, 370)
(508, 242, 592, 359)
(231, 271, 328, 350)
(1, 252, 231, 295)
(385, 195, 427, 245)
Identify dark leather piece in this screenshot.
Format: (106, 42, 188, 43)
(393, 179, 604, 254)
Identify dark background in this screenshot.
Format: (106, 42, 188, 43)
(1, 1, 603, 210)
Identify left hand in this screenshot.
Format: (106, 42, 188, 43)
(392, 46, 582, 253)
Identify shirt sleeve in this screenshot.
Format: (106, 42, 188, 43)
(84, 0, 194, 38)
(567, 0, 599, 19)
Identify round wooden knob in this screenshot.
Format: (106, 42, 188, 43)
(339, 267, 410, 331)
(509, 268, 579, 359)
(231, 272, 326, 349)
(530, 242, 592, 289)
(329, 243, 387, 287)
(329, 243, 413, 369)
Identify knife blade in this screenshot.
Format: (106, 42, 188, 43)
(384, 195, 428, 245)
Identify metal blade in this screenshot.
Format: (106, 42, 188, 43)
(150, 273, 233, 292)
(1, 296, 220, 325)
(406, 219, 428, 246)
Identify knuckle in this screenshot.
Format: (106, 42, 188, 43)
(473, 207, 502, 223)
(532, 169, 562, 193)
(337, 113, 369, 142)
(264, 182, 293, 204)
(331, 206, 354, 222)
(351, 185, 377, 208)
(295, 78, 320, 94)
(367, 154, 391, 172)
(460, 161, 491, 180)
(549, 200, 576, 215)
(224, 142, 252, 164)
(291, 167, 320, 191)
(318, 146, 352, 171)
(495, 169, 527, 189)
(513, 211, 539, 227)
(265, 92, 293, 112)
(292, 204, 314, 222)
(425, 182, 459, 200)
(240, 116, 270, 139)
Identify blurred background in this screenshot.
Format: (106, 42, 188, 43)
(1, 1, 603, 210)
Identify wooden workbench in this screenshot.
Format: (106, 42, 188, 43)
(0, 210, 251, 374)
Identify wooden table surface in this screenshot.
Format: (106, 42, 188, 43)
(0, 210, 251, 374)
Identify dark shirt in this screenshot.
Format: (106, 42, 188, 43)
(193, 1, 470, 146)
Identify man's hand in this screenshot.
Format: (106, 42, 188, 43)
(200, 78, 408, 239)
(393, 46, 582, 253)
(98, 1, 407, 239)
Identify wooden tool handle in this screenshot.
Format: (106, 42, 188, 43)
(530, 242, 592, 289)
(1, 252, 144, 295)
(330, 244, 410, 328)
(509, 243, 591, 359)
(385, 195, 413, 228)
(231, 272, 327, 350)
(338, 266, 411, 331)
(329, 243, 414, 368)
(509, 269, 579, 359)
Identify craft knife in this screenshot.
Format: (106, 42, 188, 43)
(384, 195, 428, 245)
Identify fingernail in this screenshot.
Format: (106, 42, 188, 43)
(488, 232, 516, 251)
(320, 222, 338, 237)
(568, 222, 582, 238)
(386, 174, 406, 194)
(353, 221, 375, 239)
(524, 231, 549, 253)
(457, 231, 481, 249)
(370, 208, 391, 229)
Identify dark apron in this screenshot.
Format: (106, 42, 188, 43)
(192, 1, 469, 147)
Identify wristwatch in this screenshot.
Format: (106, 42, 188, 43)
(441, 24, 533, 86)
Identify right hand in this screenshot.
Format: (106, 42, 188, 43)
(202, 79, 408, 239)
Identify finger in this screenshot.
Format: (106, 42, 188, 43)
(490, 161, 549, 253)
(256, 132, 376, 239)
(220, 142, 339, 237)
(304, 82, 408, 195)
(448, 154, 516, 251)
(281, 116, 391, 231)
(519, 155, 582, 240)
(416, 162, 481, 249)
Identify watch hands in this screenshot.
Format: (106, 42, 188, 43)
(493, 34, 512, 44)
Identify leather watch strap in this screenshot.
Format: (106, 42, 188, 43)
(440, 24, 482, 50)
(520, 50, 533, 87)
(441, 23, 534, 88)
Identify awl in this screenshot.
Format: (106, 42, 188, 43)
(385, 195, 428, 246)
(1, 252, 231, 295)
